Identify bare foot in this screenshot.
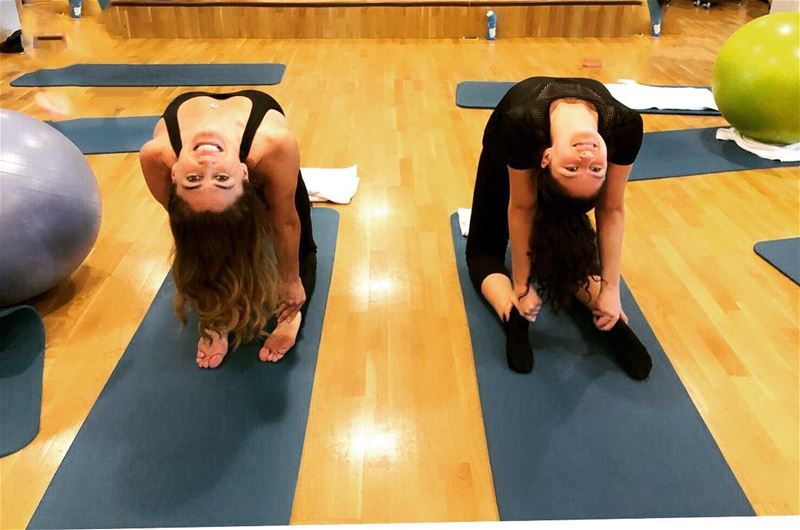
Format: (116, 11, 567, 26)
(259, 312, 302, 363)
(196, 330, 229, 369)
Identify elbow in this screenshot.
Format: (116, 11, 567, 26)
(508, 201, 537, 216)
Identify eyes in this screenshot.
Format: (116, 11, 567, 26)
(564, 166, 604, 173)
(186, 174, 230, 182)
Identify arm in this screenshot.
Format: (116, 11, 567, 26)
(507, 166, 538, 294)
(253, 126, 304, 322)
(593, 162, 631, 329)
(139, 119, 172, 209)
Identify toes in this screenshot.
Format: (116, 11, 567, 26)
(259, 347, 271, 362)
(208, 354, 223, 369)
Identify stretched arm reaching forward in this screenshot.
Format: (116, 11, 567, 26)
(508, 166, 542, 321)
(252, 124, 304, 323)
(593, 162, 631, 330)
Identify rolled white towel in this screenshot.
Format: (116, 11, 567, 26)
(716, 128, 800, 163)
(301, 165, 360, 204)
(457, 208, 472, 237)
(605, 79, 719, 111)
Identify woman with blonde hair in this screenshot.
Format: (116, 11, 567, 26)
(139, 90, 316, 368)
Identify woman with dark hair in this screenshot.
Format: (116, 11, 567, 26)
(466, 76, 652, 379)
(139, 90, 316, 369)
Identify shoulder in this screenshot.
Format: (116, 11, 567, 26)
(140, 121, 176, 169)
(140, 124, 175, 164)
(249, 111, 296, 163)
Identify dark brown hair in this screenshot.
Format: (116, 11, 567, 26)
(167, 181, 277, 348)
(528, 169, 606, 308)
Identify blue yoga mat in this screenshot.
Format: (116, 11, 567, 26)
(754, 237, 800, 286)
(450, 214, 753, 520)
(630, 127, 800, 181)
(48, 116, 160, 155)
(12, 63, 286, 87)
(29, 208, 338, 529)
(0, 305, 45, 457)
(455, 81, 721, 115)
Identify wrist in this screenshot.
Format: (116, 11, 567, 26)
(513, 282, 531, 296)
(600, 278, 619, 292)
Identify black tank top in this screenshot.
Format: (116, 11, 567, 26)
(161, 90, 284, 162)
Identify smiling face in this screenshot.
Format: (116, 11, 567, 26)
(171, 131, 248, 212)
(541, 128, 608, 200)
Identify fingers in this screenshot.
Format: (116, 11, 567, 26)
(521, 302, 540, 322)
(593, 313, 618, 331)
(502, 301, 513, 322)
(277, 304, 301, 324)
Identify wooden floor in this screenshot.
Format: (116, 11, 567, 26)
(0, 1, 797, 526)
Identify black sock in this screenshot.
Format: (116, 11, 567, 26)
(504, 306, 533, 373)
(605, 320, 652, 380)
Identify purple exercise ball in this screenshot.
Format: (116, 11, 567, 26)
(0, 109, 101, 306)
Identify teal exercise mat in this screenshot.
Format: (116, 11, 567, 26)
(29, 208, 337, 528)
(456, 81, 721, 115)
(449, 213, 754, 520)
(754, 237, 800, 286)
(12, 63, 286, 87)
(630, 127, 799, 181)
(47, 116, 160, 155)
(0, 305, 45, 457)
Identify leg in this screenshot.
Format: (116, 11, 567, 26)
(261, 177, 317, 363)
(575, 276, 652, 380)
(466, 148, 533, 373)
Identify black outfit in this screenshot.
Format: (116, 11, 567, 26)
(163, 90, 317, 316)
(465, 77, 650, 378)
(465, 76, 643, 291)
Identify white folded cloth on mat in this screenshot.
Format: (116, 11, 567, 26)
(301, 165, 360, 204)
(605, 79, 719, 111)
(458, 208, 471, 237)
(716, 128, 800, 162)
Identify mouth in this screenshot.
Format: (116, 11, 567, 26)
(193, 142, 223, 153)
(572, 142, 598, 149)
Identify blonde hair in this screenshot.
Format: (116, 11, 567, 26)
(167, 182, 277, 349)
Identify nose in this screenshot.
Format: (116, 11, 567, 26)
(579, 149, 593, 160)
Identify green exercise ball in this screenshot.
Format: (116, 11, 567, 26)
(712, 12, 800, 144)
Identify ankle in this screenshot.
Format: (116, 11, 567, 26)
(504, 307, 533, 373)
(605, 319, 652, 380)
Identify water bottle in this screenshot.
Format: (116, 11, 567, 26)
(68, 0, 82, 18)
(486, 10, 497, 41)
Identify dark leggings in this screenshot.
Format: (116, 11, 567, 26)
(295, 169, 317, 327)
(465, 147, 515, 292)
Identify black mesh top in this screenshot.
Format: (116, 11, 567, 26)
(484, 77, 643, 170)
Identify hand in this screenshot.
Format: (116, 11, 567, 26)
(513, 284, 542, 322)
(592, 285, 628, 331)
(276, 277, 306, 324)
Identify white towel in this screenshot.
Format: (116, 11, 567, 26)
(457, 208, 472, 237)
(605, 79, 719, 111)
(716, 128, 800, 163)
(301, 165, 360, 204)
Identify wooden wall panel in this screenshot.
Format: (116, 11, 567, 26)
(103, 4, 651, 39)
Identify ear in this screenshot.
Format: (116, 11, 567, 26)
(241, 163, 249, 182)
(541, 148, 552, 168)
(171, 163, 178, 183)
